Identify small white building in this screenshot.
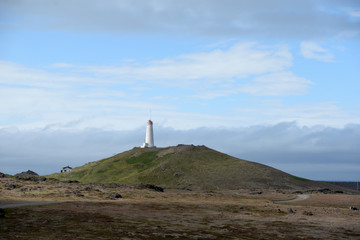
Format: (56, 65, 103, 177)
(60, 166, 72, 173)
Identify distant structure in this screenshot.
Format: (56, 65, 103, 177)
(60, 166, 72, 173)
(141, 120, 155, 148)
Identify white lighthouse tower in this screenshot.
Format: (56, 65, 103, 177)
(141, 120, 155, 148)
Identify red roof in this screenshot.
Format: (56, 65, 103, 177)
(148, 120, 153, 124)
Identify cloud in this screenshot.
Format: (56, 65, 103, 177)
(1, 42, 294, 88)
(52, 42, 306, 99)
(0, 39, 353, 130)
(1, 0, 359, 40)
(240, 72, 313, 96)
(0, 122, 359, 181)
(300, 41, 334, 62)
(193, 71, 313, 99)
(71, 42, 293, 86)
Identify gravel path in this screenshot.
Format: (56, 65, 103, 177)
(0, 201, 63, 209)
(274, 194, 312, 203)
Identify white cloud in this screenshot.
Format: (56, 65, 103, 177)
(0, 42, 298, 91)
(240, 72, 313, 96)
(73, 42, 293, 87)
(51, 42, 304, 99)
(300, 41, 335, 62)
(0, 40, 351, 130)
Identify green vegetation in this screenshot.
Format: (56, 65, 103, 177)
(46, 145, 325, 190)
(125, 151, 161, 171)
(47, 148, 166, 183)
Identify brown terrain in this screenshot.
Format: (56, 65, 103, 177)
(1, 174, 359, 240)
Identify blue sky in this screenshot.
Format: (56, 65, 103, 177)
(0, 0, 359, 180)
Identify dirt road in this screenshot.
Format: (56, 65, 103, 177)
(274, 194, 311, 203)
(0, 201, 63, 209)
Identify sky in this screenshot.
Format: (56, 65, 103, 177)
(0, 0, 359, 181)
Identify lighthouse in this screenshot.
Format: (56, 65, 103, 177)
(141, 120, 155, 148)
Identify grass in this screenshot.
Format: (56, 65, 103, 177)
(45, 145, 330, 191)
(126, 151, 158, 164)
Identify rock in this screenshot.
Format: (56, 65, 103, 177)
(0, 172, 5, 178)
(72, 190, 84, 197)
(292, 191, 303, 194)
(303, 211, 313, 216)
(15, 170, 38, 176)
(349, 206, 358, 211)
(173, 172, 181, 178)
(250, 191, 262, 195)
(109, 193, 123, 200)
(63, 180, 79, 184)
(317, 188, 332, 194)
(287, 208, 296, 214)
(0, 208, 5, 218)
(4, 183, 21, 189)
(140, 184, 164, 192)
(15, 170, 46, 181)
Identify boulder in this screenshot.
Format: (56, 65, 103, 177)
(72, 190, 84, 197)
(16, 170, 38, 176)
(173, 172, 181, 178)
(287, 208, 296, 214)
(4, 183, 21, 189)
(63, 180, 79, 184)
(0, 172, 5, 178)
(315, 188, 332, 194)
(15, 170, 46, 181)
(250, 191, 262, 195)
(292, 191, 303, 194)
(140, 184, 164, 192)
(303, 211, 313, 216)
(109, 193, 123, 200)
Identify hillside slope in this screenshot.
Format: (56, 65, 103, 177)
(47, 145, 335, 190)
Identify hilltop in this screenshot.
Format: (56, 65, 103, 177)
(47, 145, 342, 191)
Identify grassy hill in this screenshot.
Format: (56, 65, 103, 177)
(47, 145, 336, 190)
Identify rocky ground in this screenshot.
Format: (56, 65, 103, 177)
(1, 173, 359, 240)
